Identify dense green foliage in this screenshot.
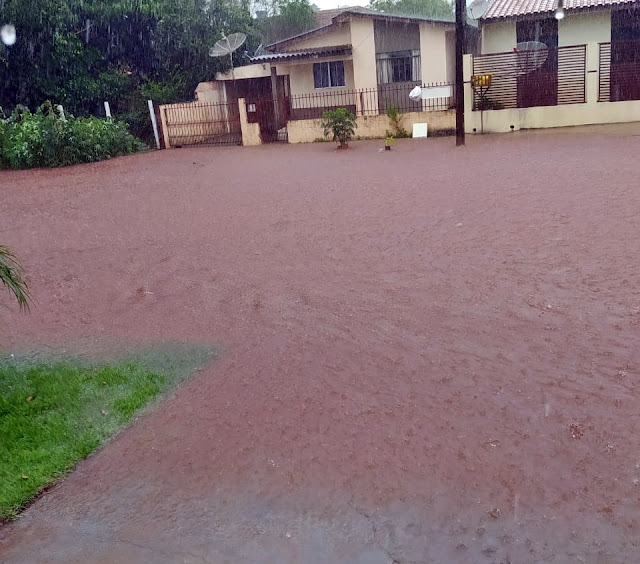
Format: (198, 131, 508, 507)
(0, 0, 259, 140)
(256, 0, 316, 46)
(0, 103, 144, 169)
(0, 245, 31, 311)
(322, 107, 357, 148)
(368, 0, 454, 19)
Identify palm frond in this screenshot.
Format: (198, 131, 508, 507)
(0, 245, 32, 312)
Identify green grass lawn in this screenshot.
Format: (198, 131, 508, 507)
(0, 343, 217, 520)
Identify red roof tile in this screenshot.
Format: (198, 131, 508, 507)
(483, 0, 637, 20)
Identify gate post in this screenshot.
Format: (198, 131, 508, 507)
(158, 105, 171, 149)
(238, 98, 262, 146)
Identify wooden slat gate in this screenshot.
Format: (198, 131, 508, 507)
(162, 101, 242, 148)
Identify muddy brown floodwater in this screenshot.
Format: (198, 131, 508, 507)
(1, 126, 640, 563)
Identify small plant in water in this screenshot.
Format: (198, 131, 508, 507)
(321, 108, 357, 149)
(385, 131, 395, 150)
(386, 104, 410, 138)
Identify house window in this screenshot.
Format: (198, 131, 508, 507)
(313, 61, 345, 88)
(376, 51, 421, 84)
(391, 51, 413, 82)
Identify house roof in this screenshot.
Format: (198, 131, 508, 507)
(252, 44, 352, 63)
(266, 9, 454, 52)
(482, 0, 637, 20)
(313, 6, 377, 27)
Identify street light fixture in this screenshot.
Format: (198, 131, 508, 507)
(555, 0, 565, 20)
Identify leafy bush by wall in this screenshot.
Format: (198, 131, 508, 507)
(0, 103, 146, 170)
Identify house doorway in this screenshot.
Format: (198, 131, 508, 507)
(516, 18, 558, 108)
(226, 75, 290, 143)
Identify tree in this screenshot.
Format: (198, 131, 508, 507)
(256, 0, 316, 45)
(0, 0, 260, 139)
(0, 245, 31, 311)
(368, 0, 454, 19)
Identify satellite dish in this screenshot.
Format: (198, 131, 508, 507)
(209, 33, 247, 58)
(514, 41, 549, 75)
(467, 0, 489, 20)
(253, 43, 266, 59)
(209, 33, 247, 81)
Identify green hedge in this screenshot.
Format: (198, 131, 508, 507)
(0, 103, 147, 170)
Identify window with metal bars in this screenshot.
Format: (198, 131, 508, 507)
(313, 61, 346, 89)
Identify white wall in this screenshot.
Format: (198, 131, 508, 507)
(288, 58, 355, 96)
(445, 30, 456, 84)
(420, 23, 450, 84)
(216, 64, 271, 81)
(481, 21, 516, 54)
(482, 11, 612, 53)
(350, 17, 378, 92)
(558, 11, 611, 46)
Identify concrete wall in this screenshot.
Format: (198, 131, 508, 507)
(216, 63, 272, 81)
(420, 23, 450, 84)
(239, 98, 261, 146)
(481, 21, 516, 54)
(374, 21, 420, 53)
(195, 81, 225, 103)
(445, 30, 456, 84)
(288, 58, 355, 96)
(287, 109, 455, 143)
(350, 17, 378, 113)
(558, 11, 611, 46)
(464, 43, 640, 134)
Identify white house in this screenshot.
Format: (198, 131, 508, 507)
(213, 9, 456, 141)
(464, 0, 640, 132)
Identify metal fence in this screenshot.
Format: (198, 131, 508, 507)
(288, 82, 454, 121)
(599, 40, 640, 102)
(472, 44, 586, 110)
(161, 101, 241, 147)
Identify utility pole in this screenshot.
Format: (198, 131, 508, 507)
(455, 0, 466, 146)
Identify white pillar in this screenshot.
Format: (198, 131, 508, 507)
(148, 100, 161, 150)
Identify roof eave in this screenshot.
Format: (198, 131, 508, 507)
(252, 46, 352, 63)
(334, 10, 454, 26)
(481, 2, 630, 22)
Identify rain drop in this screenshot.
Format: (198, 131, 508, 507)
(1, 24, 16, 46)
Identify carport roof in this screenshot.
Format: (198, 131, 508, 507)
(251, 45, 352, 63)
(482, 0, 637, 20)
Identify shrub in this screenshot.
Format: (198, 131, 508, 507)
(321, 108, 357, 148)
(386, 104, 410, 138)
(473, 96, 505, 111)
(0, 102, 146, 170)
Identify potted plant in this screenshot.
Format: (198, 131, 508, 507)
(321, 108, 357, 149)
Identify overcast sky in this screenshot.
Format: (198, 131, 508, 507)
(313, 0, 370, 10)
